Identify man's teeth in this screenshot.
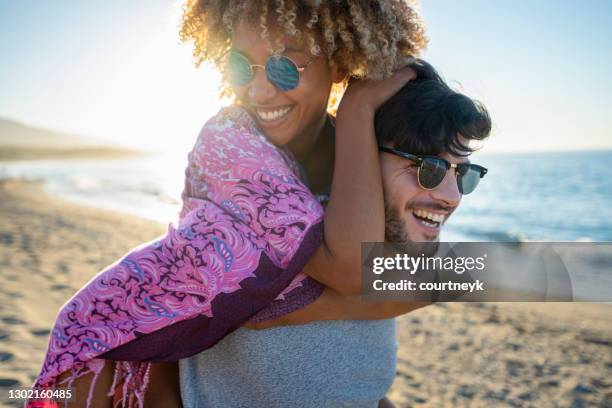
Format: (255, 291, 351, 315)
(256, 106, 292, 121)
(413, 209, 446, 223)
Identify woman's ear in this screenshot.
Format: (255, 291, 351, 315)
(331, 65, 348, 84)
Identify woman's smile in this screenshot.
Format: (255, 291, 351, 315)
(251, 104, 295, 128)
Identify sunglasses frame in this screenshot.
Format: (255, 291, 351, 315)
(226, 49, 314, 91)
(378, 146, 488, 194)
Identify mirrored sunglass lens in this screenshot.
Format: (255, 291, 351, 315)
(419, 159, 447, 189)
(227, 52, 252, 86)
(266, 56, 300, 91)
(457, 166, 481, 194)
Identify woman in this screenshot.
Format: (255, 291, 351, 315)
(31, 1, 427, 407)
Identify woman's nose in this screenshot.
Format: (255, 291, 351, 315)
(248, 67, 277, 103)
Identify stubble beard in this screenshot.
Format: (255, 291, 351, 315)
(384, 201, 440, 257)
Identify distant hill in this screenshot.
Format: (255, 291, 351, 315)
(0, 117, 146, 161)
(0, 118, 91, 147)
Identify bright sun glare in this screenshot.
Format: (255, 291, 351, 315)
(89, 2, 228, 156)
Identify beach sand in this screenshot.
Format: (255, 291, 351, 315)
(0, 179, 165, 407)
(388, 302, 611, 407)
(0, 180, 610, 407)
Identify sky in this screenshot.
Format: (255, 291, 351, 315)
(0, 0, 611, 154)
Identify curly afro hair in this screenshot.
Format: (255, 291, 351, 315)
(180, 0, 428, 107)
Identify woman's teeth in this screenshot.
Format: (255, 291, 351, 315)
(412, 209, 446, 227)
(256, 106, 292, 122)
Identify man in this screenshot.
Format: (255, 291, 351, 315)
(178, 59, 491, 408)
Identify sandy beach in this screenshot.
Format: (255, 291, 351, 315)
(0, 180, 610, 407)
(0, 179, 165, 407)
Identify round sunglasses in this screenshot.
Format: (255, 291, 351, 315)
(379, 146, 488, 195)
(225, 49, 314, 91)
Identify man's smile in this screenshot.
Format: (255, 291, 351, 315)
(411, 208, 446, 227)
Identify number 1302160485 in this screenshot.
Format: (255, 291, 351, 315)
(7, 387, 74, 402)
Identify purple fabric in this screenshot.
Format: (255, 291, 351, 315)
(28, 106, 326, 408)
(100, 223, 323, 361)
(249, 275, 325, 323)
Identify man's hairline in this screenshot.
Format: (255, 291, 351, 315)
(379, 141, 473, 164)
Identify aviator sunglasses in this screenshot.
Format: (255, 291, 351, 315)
(225, 49, 314, 91)
(379, 146, 488, 195)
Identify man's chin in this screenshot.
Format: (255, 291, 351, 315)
(388, 239, 439, 258)
(421, 232, 440, 242)
(384, 202, 440, 256)
(413, 240, 440, 257)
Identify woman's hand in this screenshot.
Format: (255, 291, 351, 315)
(337, 65, 417, 118)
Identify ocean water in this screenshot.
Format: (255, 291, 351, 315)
(1, 150, 611, 243)
(0, 154, 187, 225)
(443, 150, 612, 242)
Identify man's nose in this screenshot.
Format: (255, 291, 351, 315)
(429, 169, 461, 207)
(248, 67, 277, 102)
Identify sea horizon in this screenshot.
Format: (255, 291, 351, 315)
(1, 149, 611, 243)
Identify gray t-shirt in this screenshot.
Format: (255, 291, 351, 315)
(179, 319, 397, 408)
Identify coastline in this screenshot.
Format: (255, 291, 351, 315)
(0, 180, 610, 407)
(0, 146, 149, 162)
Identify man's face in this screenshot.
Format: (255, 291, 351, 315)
(381, 148, 466, 247)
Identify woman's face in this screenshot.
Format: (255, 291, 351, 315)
(230, 20, 334, 147)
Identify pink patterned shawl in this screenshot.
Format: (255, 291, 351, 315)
(28, 106, 325, 407)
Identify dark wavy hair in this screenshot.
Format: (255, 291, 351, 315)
(374, 59, 491, 157)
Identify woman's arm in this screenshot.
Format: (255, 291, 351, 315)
(303, 67, 416, 295)
(245, 287, 430, 329)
